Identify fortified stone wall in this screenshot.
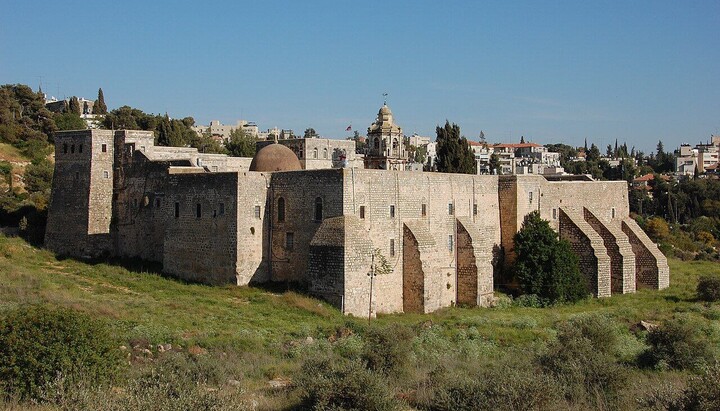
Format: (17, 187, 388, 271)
(340, 170, 501, 314)
(163, 171, 240, 285)
(268, 169, 344, 283)
(235, 172, 270, 284)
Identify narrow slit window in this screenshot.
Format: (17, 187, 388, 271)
(196, 204, 202, 218)
(473, 203, 478, 216)
(529, 191, 533, 204)
(553, 208, 557, 220)
(254, 205, 261, 219)
(448, 235, 454, 251)
(314, 197, 323, 221)
(101, 143, 107, 153)
(277, 197, 285, 222)
(286, 232, 294, 251)
(360, 205, 365, 219)
(611, 208, 616, 219)
(390, 205, 395, 218)
(63, 143, 68, 154)
(155, 198, 161, 208)
(448, 203, 454, 215)
(71, 144, 75, 153)
(174, 202, 180, 218)
(219, 202, 225, 216)
(79, 144, 83, 153)
(422, 204, 427, 217)
(390, 239, 395, 256)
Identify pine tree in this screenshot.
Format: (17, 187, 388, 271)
(435, 121, 475, 174)
(94, 88, 107, 115)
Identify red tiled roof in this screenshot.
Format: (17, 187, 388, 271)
(493, 142, 542, 149)
(633, 173, 670, 183)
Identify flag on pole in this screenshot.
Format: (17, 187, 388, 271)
(346, 125, 352, 132)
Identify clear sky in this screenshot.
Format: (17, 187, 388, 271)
(2, 0, 718, 153)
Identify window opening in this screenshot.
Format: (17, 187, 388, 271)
(448, 235, 454, 251)
(448, 203, 454, 215)
(174, 203, 180, 218)
(101, 144, 107, 153)
(277, 197, 285, 222)
(254, 205, 261, 219)
(314, 197, 323, 221)
(219, 202, 225, 216)
(390, 205, 395, 218)
(196, 204, 202, 218)
(286, 232, 294, 251)
(390, 239, 395, 256)
(360, 205, 365, 219)
(422, 204, 427, 217)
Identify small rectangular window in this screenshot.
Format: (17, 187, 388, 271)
(448, 203, 454, 215)
(212, 166, 218, 172)
(360, 206, 365, 219)
(529, 191, 533, 204)
(448, 235, 454, 251)
(219, 203, 225, 216)
(553, 208, 557, 220)
(422, 204, 427, 217)
(63, 143, 68, 154)
(286, 232, 294, 251)
(390, 239, 395, 256)
(103, 170, 109, 179)
(390, 205, 395, 218)
(175, 202, 180, 218)
(101, 144, 107, 153)
(254, 205, 261, 219)
(196, 204, 202, 218)
(79, 144, 83, 153)
(611, 208, 616, 219)
(473, 203, 478, 216)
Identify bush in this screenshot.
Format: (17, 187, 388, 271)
(513, 211, 588, 304)
(697, 275, 720, 302)
(0, 305, 122, 400)
(418, 359, 562, 411)
(639, 362, 720, 410)
(361, 324, 414, 377)
(538, 315, 627, 406)
(296, 354, 399, 411)
(640, 315, 715, 371)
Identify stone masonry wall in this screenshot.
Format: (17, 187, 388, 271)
(341, 169, 501, 314)
(235, 172, 270, 284)
(163, 172, 240, 285)
(456, 217, 496, 307)
(269, 169, 344, 283)
(584, 208, 636, 294)
(622, 219, 670, 289)
(559, 208, 612, 297)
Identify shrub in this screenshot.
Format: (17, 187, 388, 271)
(639, 362, 720, 410)
(418, 360, 562, 411)
(644, 217, 670, 242)
(0, 305, 122, 400)
(538, 315, 627, 406)
(640, 315, 715, 371)
(361, 324, 414, 377)
(513, 211, 588, 304)
(296, 354, 399, 411)
(697, 275, 720, 302)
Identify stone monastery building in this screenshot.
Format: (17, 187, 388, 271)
(45, 105, 669, 316)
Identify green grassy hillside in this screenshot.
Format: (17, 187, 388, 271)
(1, 233, 718, 410)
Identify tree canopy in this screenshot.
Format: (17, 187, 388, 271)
(435, 121, 475, 174)
(94, 88, 107, 115)
(225, 128, 257, 157)
(513, 211, 588, 304)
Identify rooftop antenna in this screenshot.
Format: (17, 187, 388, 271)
(383, 92, 388, 106)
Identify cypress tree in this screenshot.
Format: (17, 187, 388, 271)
(435, 121, 475, 174)
(69, 96, 81, 116)
(94, 88, 107, 115)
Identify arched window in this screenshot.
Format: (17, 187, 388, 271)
(374, 138, 380, 150)
(313, 148, 318, 159)
(277, 197, 285, 222)
(314, 197, 323, 221)
(323, 148, 328, 159)
(392, 138, 398, 150)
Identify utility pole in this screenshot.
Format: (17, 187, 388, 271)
(367, 252, 375, 323)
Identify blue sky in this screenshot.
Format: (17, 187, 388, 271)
(2, 0, 718, 153)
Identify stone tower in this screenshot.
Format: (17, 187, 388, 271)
(45, 129, 116, 257)
(365, 104, 407, 170)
